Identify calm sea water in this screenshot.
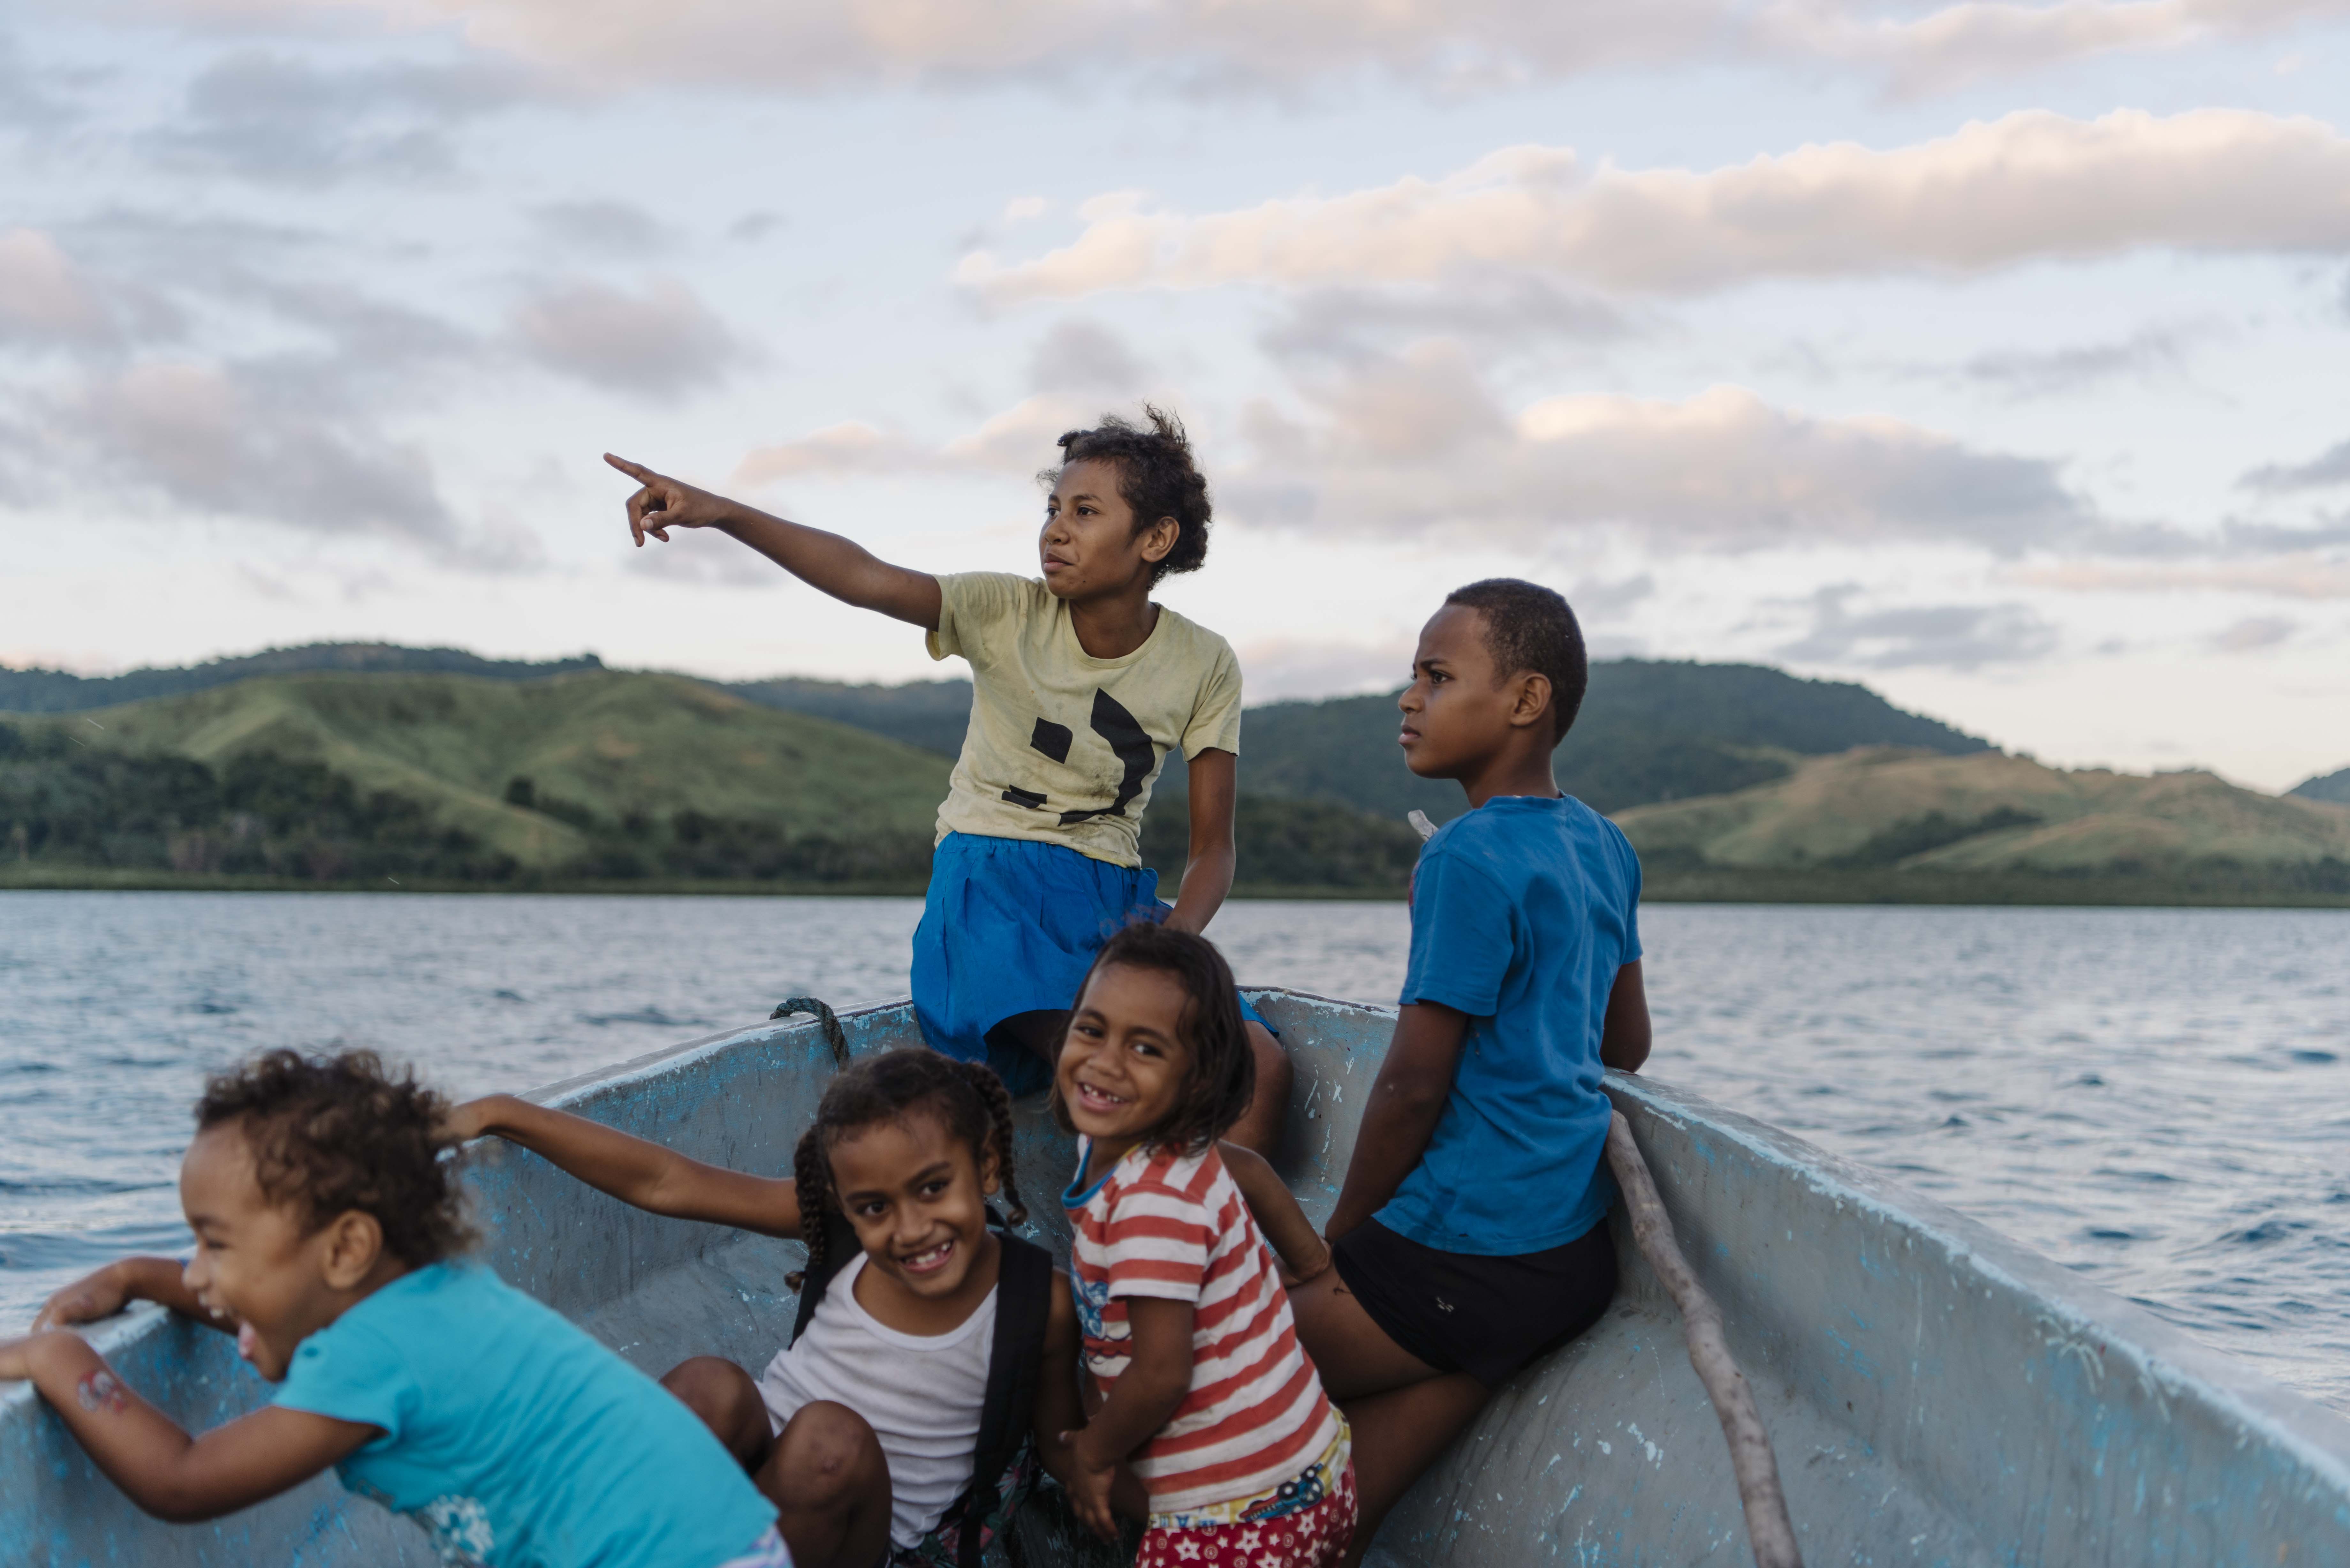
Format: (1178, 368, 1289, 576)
(3, 893, 2345, 1411)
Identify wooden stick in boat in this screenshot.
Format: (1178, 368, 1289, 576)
(1607, 1111, 1806, 1568)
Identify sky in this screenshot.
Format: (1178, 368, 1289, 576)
(4, 2, 2349, 791)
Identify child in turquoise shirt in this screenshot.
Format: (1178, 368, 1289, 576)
(6, 1049, 781, 1568)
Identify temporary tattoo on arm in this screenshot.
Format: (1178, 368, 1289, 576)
(77, 1369, 130, 1415)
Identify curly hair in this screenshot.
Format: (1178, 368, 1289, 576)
(1046, 404, 1212, 585)
(1049, 921, 1254, 1156)
(1443, 577, 1590, 744)
(196, 1048, 471, 1267)
(786, 1049, 1025, 1292)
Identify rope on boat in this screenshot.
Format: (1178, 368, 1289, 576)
(1606, 1112, 1805, 1568)
(770, 996, 852, 1069)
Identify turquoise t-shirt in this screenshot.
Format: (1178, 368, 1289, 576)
(274, 1263, 778, 1568)
(1378, 795, 1643, 1256)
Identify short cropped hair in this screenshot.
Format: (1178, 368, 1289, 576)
(197, 1048, 471, 1266)
(1053, 921, 1254, 1155)
(1444, 578, 1589, 744)
(1048, 405, 1212, 585)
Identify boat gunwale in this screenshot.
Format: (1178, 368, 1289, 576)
(1606, 1068, 2350, 1490)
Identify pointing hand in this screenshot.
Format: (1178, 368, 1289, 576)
(604, 454, 730, 546)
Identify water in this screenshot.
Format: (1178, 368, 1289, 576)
(3, 893, 2345, 1411)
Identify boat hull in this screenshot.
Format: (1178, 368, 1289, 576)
(7, 991, 2349, 1565)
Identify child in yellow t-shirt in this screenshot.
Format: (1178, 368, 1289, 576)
(605, 407, 1291, 1152)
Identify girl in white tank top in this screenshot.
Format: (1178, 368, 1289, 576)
(448, 1048, 1082, 1568)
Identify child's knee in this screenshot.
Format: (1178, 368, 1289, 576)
(771, 1400, 886, 1507)
(660, 1356, 767, 1464)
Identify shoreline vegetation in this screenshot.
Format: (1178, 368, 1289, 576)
(6, 643, 2347, 908)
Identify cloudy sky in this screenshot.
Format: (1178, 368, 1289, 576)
(6, 2, 2349, 790)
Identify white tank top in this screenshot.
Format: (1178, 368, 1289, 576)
(757, 1253, 997, 1549)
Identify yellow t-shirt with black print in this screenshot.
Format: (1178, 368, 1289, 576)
(925, 572, 1243, 869)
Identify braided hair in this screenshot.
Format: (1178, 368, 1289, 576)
(785, 1049, 1025, 1291)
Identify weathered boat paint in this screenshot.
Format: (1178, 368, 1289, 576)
(7, 991, 2349, 1566)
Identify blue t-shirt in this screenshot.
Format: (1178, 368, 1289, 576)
(273, 1263, 778, 1568)
(1377, 795, 1643, 1256)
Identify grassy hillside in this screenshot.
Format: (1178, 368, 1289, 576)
(6, 671, 950, 880)
(1618, 747, 2350, 896)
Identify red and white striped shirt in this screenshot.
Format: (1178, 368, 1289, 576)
(1065, 1138, 1342, 1513)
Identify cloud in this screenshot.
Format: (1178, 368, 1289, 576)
(163, 0, 2350, 96)
(2013, 557, 2350, 597)
(51, 359, 456, 543)
(510, 276, 756, 398)
(531, 200, 668, 257)
(732, 421, 934, 486)
(1776, 586, 2061, 670)
(1260, 273, 1632, 365)
(960, 110, 2350, 304)
(727, 210, 785, 243)
(2240, 437, 2350, 493)
(0, 229, 119, 348)
(1234, 636, 1414, 702)
(1027, 319, 1153, 397)
(731, 394, 1101, 488)
(1954, 323, 2201, 400)
(2211, 613, 2298, 650)
(147, 50, 529, 185)
(1762, 0, 2350, 98)
(1228, 343, 2096, 555)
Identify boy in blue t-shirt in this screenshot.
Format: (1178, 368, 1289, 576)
(1286, 578, 1651, 1564)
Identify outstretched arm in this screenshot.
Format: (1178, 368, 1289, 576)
(604, 454, 942, 629)
(1323, 1001, 1469, 1242)
(449, 1094, 802, 1239)
(1220, 1142, 1332, 1284)
(0, 1333, 374, 1522)
(1161, 747, 1236, 935)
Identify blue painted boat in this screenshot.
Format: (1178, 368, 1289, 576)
(8, 991, 2350, 1564)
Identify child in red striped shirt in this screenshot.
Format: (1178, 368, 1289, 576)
(1054, 923, 1352, 1567)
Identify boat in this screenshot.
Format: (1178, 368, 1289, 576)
(8, 989, 2350, 1565)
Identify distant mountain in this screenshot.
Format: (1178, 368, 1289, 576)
(1, 644, 605, 714)
(2291, 766, 2350, 805)
(1617, 748, 2350, 889)
(727, 675, 974, 759)
(1158, 658, 1991, 825)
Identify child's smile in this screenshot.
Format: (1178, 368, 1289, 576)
(1057, 961, 1196, 1175)
(177, 1124, 382, 1383)
(829, 1112, 1004, 1332)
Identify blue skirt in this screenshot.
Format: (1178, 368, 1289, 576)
(912, 832, 1271, 1096)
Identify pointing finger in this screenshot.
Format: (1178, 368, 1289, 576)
(604, 452, 657, 484)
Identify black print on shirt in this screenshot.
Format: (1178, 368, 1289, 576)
(997, 689, 1158, 822)
(1029, 717, 1073, 764)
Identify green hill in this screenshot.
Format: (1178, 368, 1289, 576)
(3, 671, 950, 886)
(1617, 747, 2350, 901)
(2291, 766, 2350, 805)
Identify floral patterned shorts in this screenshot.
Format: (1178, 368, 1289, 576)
(1135, 1456, 1358, 1568)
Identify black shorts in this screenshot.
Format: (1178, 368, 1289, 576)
(1331, 1216, 1618, 1389)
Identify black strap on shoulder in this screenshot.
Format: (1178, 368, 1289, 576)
(788, 1215, 864, 1348)
(959, 1233, 1055, 1568)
